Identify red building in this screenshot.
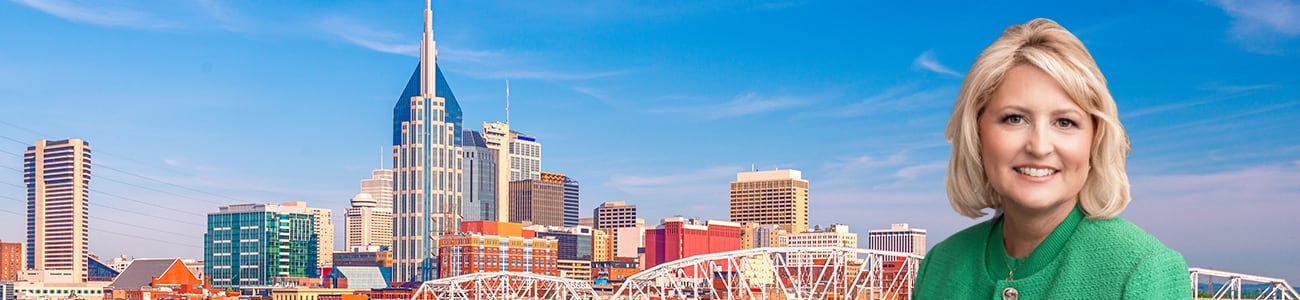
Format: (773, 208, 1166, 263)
(437, 220, 558, 278)
(0, 240, 21, 281)
(643, 217, 741, 269)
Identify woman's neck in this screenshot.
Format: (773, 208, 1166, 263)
(1001, 199, 1077, 258)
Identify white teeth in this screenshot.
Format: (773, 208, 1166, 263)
(1015, 167, 1056, 177)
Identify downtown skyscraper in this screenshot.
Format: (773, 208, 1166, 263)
(346, 169, 394, 249)
(24, 138, 91, 282)
(391, 0, 464, 283)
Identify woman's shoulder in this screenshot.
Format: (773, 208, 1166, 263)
(1072, 216, 1175, 255)
(1062, 216, 1191, 298)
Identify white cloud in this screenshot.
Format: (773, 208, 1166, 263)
(12, 0, 178, 29)
(1209, 0, 1300, 52)
(913, 50, 962, 77)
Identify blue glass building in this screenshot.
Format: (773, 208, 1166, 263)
(391, 1, 464, 283)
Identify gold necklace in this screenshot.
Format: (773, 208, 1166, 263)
(1002, 256, 1021, 300)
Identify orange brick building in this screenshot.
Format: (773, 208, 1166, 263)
(0, 240, 21, 281)
(104, 258, 237, 300)
(438, 221, 558, 278)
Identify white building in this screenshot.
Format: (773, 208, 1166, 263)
(346, 169, 394, 249)
(777, 224, 858, 265)
(25, 139, 92, 282)
(868, 223, 927, 256)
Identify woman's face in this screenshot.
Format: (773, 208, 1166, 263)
(979, 65, 1094, 214)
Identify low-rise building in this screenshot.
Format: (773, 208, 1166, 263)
(438, 221, 558, 278)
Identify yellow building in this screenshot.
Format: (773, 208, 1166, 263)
(729, 169, 809, 233)
(592, 229, 614, 262)
(270, 287, 357, 300)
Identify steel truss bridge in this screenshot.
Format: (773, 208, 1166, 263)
(1192, 267, 1299, 300)
(411, 247, 1297, 300)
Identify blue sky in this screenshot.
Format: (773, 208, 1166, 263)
(1, 0, 1298, 282)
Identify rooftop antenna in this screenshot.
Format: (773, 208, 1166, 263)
(505, 80, 511, 124)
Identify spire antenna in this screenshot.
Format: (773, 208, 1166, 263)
(506, 80, 511, 124)
(419, 0, 436, 96)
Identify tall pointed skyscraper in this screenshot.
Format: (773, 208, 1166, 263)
(391, 0, 464, 283)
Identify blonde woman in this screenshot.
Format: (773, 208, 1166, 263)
(914, 18, 1190, 299)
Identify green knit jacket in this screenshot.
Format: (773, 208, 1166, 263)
(914, 206, 1191, 299)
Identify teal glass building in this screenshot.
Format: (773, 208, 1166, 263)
(203, 203, 318, 288)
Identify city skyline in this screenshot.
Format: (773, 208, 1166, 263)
(0, 0, 1298, 284)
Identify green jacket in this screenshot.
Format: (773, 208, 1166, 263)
(915, 206, 1190, 299)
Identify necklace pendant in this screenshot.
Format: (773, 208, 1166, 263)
(1002, 287, 1019, 300)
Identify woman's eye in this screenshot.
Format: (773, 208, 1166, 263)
(1054, 118, 1077, 128)
(1002, 115, 1025, 124)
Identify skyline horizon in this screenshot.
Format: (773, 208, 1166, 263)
(2, 0, 1298, 284)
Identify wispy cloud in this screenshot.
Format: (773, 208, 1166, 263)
(913, 50, 963, 77)
(318, 16, 417, 56)
(1209, 0, 1300, 53)
(832, 83, 956, 117)
(1127, 163, 1300, 262)
(608, 166, 740, 191)
(12, 0, 178, 29)
(196, 0, 244, 32)
(605, 166, 741, 221)
(456, 68, 637, 81)
(652, 92, 811, 120)
(893, 161, 947, 181)
(572, 86, 624, 108)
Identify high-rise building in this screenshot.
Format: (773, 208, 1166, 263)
(482, 122, 511, 222)
(306, 206, 334, 270)
(362, 169, 394, 210)
(462, 130, 497, 221)
(204, 202, 319, 288)
(729, 169, 809, 233)
(508, 173, 566, 227)
(509, 132, 541, 181)
(24, 138, 92, 282)
(868, 223, 927, 256)
(593, 201, 637, 229)
(346, 170, 394, 249)
(482, 123, 544, 223)
(0, 240, 22, 281)
(346, 194, 393, 249)
(643, 218, 741, 269)
(562, 176, 579, 227)
(392, 0, 464, 283)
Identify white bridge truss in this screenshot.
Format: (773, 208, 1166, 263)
(407, 248, 1298, 300)
(1191, 267, 1299, 300)
(411, 271, 600, 300)
(611, 247, 923, 300)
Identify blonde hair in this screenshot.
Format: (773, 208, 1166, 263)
(945, 18, 1131, 219)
